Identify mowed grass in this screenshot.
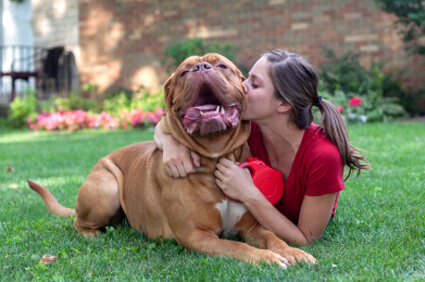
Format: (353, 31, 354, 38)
(0, 122, 424, 280)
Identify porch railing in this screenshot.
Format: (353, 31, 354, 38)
(0, 45, 80, 104)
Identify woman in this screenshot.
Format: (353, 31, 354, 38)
(154, 49, 369, 245)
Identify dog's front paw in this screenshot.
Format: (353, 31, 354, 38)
(250, 249, 290, 269)
(281, 247, 316, 265)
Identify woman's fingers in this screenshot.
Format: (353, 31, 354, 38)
(190, 151, 201, 167)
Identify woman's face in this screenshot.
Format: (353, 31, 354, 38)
(242, 57, 281, 121)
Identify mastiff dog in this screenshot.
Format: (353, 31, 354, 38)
(28, 53, 316, 268)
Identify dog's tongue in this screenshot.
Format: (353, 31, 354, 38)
(183, 105, 226, 135)
(183, 104, 240, 136)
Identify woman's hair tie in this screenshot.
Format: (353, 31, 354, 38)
(314, 96, 322, 107)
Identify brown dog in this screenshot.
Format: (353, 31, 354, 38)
(28, 53, 316, 267)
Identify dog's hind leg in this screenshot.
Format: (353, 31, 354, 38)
(73, 158, 124, 237)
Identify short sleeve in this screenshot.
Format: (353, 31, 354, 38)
(304, 142, 345, 197)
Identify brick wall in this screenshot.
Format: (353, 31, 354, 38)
(32, 0, 80, 64)
(78, 0, 425, 94)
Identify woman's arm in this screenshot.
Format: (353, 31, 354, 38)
(245, 192, 337, 245)
(154, 120, 200, 178)
(215, 157, 336, 245)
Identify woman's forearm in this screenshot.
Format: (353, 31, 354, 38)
(153, 120, 200, 178)
(153, 120, 166, 150)
(243, 194, 311, 245)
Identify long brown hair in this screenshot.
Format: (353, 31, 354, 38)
(263, 49, 369, 180)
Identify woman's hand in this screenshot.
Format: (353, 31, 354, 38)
(214, 157, 260, 201)
(154, 121, 200, 178)
(163, 137, 200, 178)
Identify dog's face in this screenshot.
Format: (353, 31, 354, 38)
(164, 53, 246, 136)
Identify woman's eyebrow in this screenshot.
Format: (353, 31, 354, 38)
(249, 73, 264, 84)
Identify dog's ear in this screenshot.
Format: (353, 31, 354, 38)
(163, 72, 175, 109)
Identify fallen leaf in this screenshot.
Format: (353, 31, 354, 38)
(6, 166, 14, 173)
(39, 254, 58, 265)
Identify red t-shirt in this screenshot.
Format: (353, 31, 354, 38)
(247, 122, 345, 224)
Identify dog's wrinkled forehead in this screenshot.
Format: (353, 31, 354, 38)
(164, 54, 243, 106)
(177, 54, 236, 71)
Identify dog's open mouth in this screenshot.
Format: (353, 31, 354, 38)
(182, 83, 241, 136)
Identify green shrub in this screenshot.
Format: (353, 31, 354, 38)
(318, 47, 410, 122)
(5, 90, 37, 128)
(319, 47, 405, 97)
(103, 88, 165, 116)
(320, 90, 408, 124)
(40, 84, 100, 114)
(164, 37, 236, 67)
(45, 93, 96, 112)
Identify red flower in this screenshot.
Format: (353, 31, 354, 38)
(348, 97, 362, 106)
(337, 106, 344, 113)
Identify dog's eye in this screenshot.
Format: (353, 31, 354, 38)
(180, 71, 189, 77)
(217, 64, 227, 69)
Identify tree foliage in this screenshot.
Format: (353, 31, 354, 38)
(164, 38, 236, 67)
(374, 0, 425, 55)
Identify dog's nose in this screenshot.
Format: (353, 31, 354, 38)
(191, 62, 212, 72)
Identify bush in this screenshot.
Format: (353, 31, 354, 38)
(103, 88, 165, 116)
(319, 47, 404, 97)
(318, 47, 409, 122)
(164, 37, 236, 67)
(26, 86, 166, 132)
(41, 92, 98, 113)
(319, 90, 408, 124)
(27, 108, 164, 132)
(5, 90, 37, 128)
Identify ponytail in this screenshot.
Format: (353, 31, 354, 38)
(316, 98, 370, 180)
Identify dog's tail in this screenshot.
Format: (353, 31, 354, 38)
(27, 179, 76, 218)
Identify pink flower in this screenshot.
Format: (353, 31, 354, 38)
(348, 97, 362, 106)
(337, 106, 344, 113)
(155, 107, 164, 118)
(144, 112, 158, 124)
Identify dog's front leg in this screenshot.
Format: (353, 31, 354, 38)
(236, 213, 316, 265)
(177, 229, 289, 268)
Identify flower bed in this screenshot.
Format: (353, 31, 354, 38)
(27, 107, 164, 131)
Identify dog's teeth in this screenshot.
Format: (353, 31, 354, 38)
(216, 106, 220, 112)
(221, 107, 225, 114)
(200, 111, 204, 116)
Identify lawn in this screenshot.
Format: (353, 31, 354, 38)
(0, 122, 424, 280)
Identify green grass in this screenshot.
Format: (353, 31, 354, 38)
(1, 122, 424, 280)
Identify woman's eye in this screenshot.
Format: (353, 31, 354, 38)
(217, 64, 227, 69)
(180, 71, 189, 77)
(251, 83, 258, 89)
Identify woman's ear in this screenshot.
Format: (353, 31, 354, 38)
(276, 100, 292, 113)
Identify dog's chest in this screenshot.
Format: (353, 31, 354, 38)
(215, 200, 247, 236)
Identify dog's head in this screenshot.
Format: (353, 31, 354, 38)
(161, 53, 250, 158)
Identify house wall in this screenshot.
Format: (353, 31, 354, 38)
(31, 0, 79, 65)
(78, 0, 425, 94)
(1, 0, 34, 101)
